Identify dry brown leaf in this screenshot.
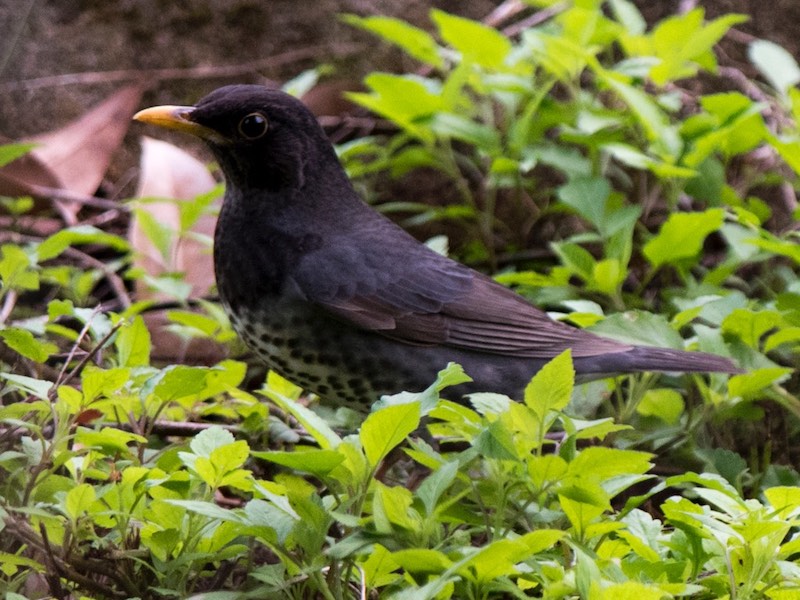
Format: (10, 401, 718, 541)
(131, 135, 226, 364)
(30, 85, 144, 196)
(0, 85, 143, 220)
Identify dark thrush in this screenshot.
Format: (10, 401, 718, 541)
(134, 85, 740, 409)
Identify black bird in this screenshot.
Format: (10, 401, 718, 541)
(134, 85, 740, 409)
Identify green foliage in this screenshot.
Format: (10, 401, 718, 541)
(3, 358, 800, 598)
(2, 1, 800, 597)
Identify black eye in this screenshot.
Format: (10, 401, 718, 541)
(238, 112, 268, 139)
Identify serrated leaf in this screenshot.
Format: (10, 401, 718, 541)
(474, 419, 518, 460)
(643, 208, 725, 268)
(524, 350, 574, 417)
(37, 226, 129, 261)
(637, 388, 684, 425)
(263, 387, 341, 450)
(728, 368, 792, 399)
(210, 440, 250, 474)
(416, 460, 458, 516)
(590, 310, 685, 348)
(344, 14, 442, 67)
(0, 327, 57, 362)
(253, 449, 344, 476)
(0, 373, 53, 399)
(64, 483, 96, 520)
(361, 402, 420, 467)
(166, 499, 242, 523)
(190, 426, 236, 457)
(115, 315, 151, 367)
(431, 9, 511, 69)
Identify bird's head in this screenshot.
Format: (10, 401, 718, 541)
(134, 85, 332, 192)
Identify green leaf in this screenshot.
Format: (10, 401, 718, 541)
(431, 9, 512, 69)
(347, 73, 445, 141)
(76, 427, 147, 455)
(37, 226, 129, 261)
(64, 483, 96, 520)
(190, 426, 236, 457)
(598, 73, 682, 157)
(150, 365, 211, 402)
(524, 350, 574, 417)
(0, 373, 53, 399)
(0, 244, 39, 292)
(391, 548, 452, 574)
(552, 241, 596, 280)
(569, 447, 653, 481)
(557, 176, 610, 231)
(361, 402, 420, 467)
(590, 311, 685, 349)
(429, 112, 501, 152)
(749, 39, 800, 94)
(0, 327, 57, 362)
(637, 388, 684, 424)
(643, 208, 726, 268)
(81, 365, 130, 403)
(721, 308, 783, 348)
(115, 315, 151, 367)
(263, 385, 342, 450)
(590, 258, 624, 295)
(0, 552, 44, 577)
(343, 14, 443, 67)
(0, 142, 36, 167)
(728, 368, 792, 400)
(373, 481, 415, 531)
(416, 460, 458, 516)
(474, 418, 518, 460)
(167, 499, 243, 523)
(604, 142, 696, 177)
(210, 440, 250, 474)
(609, 0, 646, 35)
(253, 448, 344, 476)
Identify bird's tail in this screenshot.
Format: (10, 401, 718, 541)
(608, 345, 742, 374)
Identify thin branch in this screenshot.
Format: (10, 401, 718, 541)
(0, 289, 18, 325)
(62, 246, 132, 309)
(54, 319, 124, 391)
(25, 183, 128, 212)
(0, 43, 362, 91)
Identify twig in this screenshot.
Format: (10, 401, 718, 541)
(0, 43, 362, 91)
(53, 306, 100, 390)
(54, 319, 124, 391)
(25, 183, 128, 212)
(62, 246, 132, 308)
(116, 419, 240, 437)
(0, 289, 18, 325)
(502, 2, 566, 38)
(484, 0, 528, 28)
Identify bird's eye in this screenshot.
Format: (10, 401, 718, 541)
(238, 112, 268, 139)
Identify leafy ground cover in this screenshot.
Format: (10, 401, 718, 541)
(1, 1, 800, 598)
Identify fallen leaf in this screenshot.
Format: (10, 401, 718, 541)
(0, 85, 144, 220)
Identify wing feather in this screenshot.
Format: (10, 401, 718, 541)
(292, 214, 631, 359)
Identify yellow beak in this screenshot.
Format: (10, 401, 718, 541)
(133, 105, 219, 141)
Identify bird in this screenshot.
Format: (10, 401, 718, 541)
(134, 85, 740, 410)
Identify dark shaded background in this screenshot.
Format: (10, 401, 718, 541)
(0, 0, 797, 192)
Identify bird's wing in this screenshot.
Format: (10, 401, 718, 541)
(291, 222, 631, 359)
